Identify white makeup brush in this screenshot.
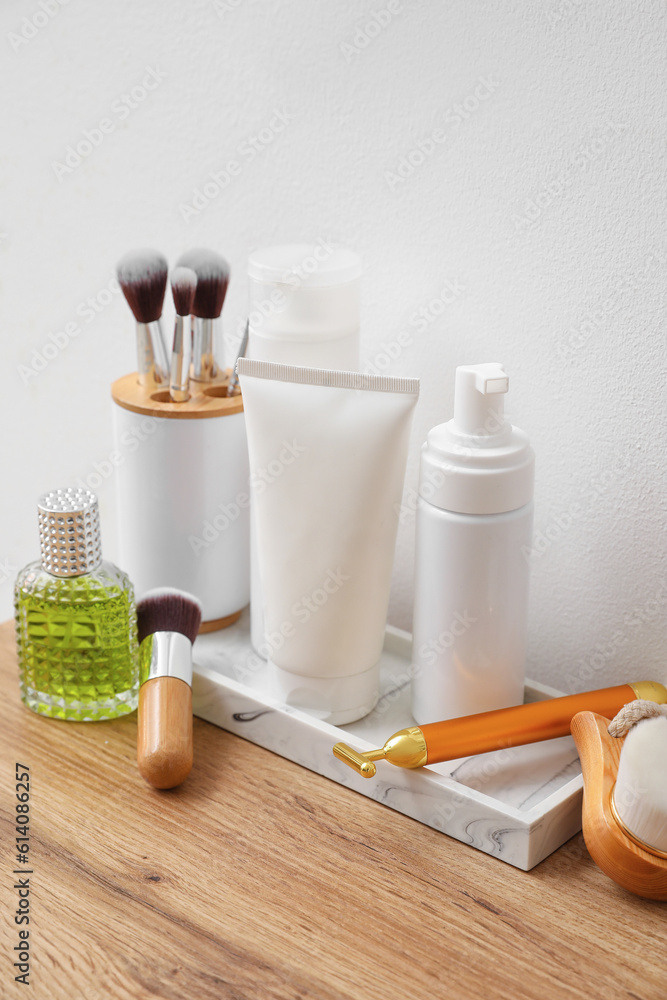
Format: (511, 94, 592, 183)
(169, 267, 197, 402)
(116, 249, 170, 387)
(571, 702, 667, 900)
(175, 248, 230, 383)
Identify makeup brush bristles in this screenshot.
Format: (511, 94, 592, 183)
(116, 249, 168, 324)
(171, 266, 197, 318)
(176, 248, 230, 319)
(136, 588, 203, 645)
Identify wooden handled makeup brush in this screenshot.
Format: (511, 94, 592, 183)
(571, 705, 667, 900)
(136, 588, 202, 789)
(175, 248, 230, 383)
(169, 266, 197, 402)
(116, 249, 170, 387)
(333, 681, 667, 777)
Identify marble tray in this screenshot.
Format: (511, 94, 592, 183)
(192, 613, 583, 871)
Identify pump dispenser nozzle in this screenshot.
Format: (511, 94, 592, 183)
(418, 362, 534, 516)
(453, 363, 510, 444)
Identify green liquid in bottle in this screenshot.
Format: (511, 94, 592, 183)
(15, 561, 139, 721)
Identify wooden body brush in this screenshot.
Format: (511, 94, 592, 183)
(571, 707, 667, 900)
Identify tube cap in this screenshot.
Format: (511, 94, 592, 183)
(269, 659, 379, 726)
(420, 364, 534, 515)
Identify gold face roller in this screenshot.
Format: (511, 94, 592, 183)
(333, 681, 667, 778)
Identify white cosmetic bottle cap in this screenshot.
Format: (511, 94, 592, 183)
(420, 363, 534, 515)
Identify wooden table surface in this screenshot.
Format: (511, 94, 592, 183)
(0, 619, 664, 1000)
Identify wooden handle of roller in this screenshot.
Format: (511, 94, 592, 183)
(137, 677, 193, 789)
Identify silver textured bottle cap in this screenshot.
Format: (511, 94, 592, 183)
(37, 488, 102, 577)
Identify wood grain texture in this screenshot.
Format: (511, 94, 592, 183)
(0, 619, 665, 1000)
(137, 677, 193, 790)
(198, 610, 243, 634)
(571, 711, 667, 900)
(111, 372, 243, 420)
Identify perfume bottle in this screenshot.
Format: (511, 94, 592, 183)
(14, 488, 139, 721)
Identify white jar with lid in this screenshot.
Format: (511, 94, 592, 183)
(246, 242, 361, 369)
(245, 243, 362, 654)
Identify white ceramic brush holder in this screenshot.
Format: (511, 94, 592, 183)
(111, 374, 250, 631)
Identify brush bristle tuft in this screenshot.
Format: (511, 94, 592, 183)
(171, 267, 197, 316)
(117, 249, 168, 324)
(136, 588, 202, 644)
(614, 716, 667, 853)
(176, 248, 230, 319)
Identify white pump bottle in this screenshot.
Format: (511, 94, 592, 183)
(411, 363, 535, 724)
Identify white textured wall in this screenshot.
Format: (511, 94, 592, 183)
(2, 0, 666, 692)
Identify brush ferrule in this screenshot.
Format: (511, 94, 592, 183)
(170, 315, 191, 401)
(191, 317, 221, 382)
(139, 631, 193, 687)
(136, 320, 169, 387)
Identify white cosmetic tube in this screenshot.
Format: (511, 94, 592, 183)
(237, 360, 419, 725)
